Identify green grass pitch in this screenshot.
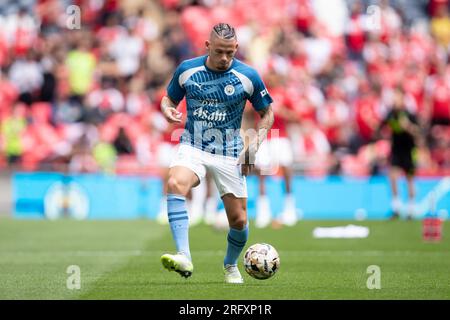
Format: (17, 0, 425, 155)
(0, 218, 449, 300)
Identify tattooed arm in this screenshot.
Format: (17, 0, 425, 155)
(238, 105, 274, 176)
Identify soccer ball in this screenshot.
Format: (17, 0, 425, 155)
(243, 243, 280, 280)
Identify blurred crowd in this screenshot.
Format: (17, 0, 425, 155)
(0, 0, 449, 177)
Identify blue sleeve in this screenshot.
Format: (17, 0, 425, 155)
(166, 64, 186, 104)
(249, 71, 273, 111)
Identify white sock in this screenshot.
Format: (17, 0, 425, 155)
(407, 199, 416, 217)
(190, 183, 206, 223)
(256, 195, 272, 228)
(257, 195, 271, 213)
(391, 196, 402, 213)
(157, 195, 168, 224)
(191, 182, 206, 203)
(281, 194, 297, 226)
(204, 197, 218, 225)
(283, 194, 296, 213)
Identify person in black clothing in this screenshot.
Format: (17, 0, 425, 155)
(113, 127, 134, 155)
(375, 86, 422, 220)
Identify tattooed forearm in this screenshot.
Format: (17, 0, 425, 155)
(255, 105, 274, 150)
(160, 96, 178, 112)
(238, 105, 274, 169)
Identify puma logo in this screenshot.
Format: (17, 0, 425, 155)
(192, 81, 202, 89)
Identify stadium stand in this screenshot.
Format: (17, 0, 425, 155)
(0, 0, 449, 177)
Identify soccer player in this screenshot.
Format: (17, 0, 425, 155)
(159, 23, 274, 283)
(374, 86, 422, 220)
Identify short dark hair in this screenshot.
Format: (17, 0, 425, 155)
(211, 23, 236, 40)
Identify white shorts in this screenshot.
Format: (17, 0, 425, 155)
(157, 142, 179, 168)
(170, 144, 247, 198)
(255, 137, 294, 170)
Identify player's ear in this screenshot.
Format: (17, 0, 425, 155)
(205, 40, 211, 50)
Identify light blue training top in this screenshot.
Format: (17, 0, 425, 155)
(167, 55, 273, 158)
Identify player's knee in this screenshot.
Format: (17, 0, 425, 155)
(167, 176, 188, 196)
(229, 215, 247, 230)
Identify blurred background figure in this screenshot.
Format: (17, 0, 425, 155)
(374, 86, 423, 219)
(1, 102, 27, 168)
(430, 2, 450, 50)
(254, 67, 299, 229)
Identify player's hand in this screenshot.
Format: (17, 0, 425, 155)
(237, 144, 257, 176)
(240, 163, 254, 176)
(163, 106, 182, 123)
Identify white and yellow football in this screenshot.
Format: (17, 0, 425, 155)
(243, 243, 280, 280)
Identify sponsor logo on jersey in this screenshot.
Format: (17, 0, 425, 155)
(193, 106, 227, 121)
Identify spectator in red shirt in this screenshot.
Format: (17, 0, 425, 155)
(354, 82, 384, 146)
(425, 63, 450, 126)
(345, 1, 366, 61)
